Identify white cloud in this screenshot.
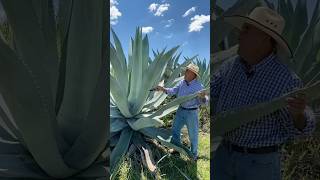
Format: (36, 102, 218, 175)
(148, 3, 158, 12)
(110, 0, 121, 25)
(165, 19, 175, 28)
(182, 7, 196, 17)
(188, 15, 210, 32)
(148, 3, 170, 16)
(142, 26, 154, 34)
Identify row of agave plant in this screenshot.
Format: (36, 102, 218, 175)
(0, 0, 107, 179)
(212, 0, 320, 151)
(110, 28, 209, 178)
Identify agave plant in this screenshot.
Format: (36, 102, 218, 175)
(110, 28, 209, 177)
(212, 0, 320, 142)
(195, 58, 210, 88)
(0, 0, 107, 179)
(154, 50, 196, 85)
(162, 51, 181, 80)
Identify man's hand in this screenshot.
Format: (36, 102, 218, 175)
(197, 90, 207, 99)
(155, 86, 166, 92)
(286, 93, 307, 130)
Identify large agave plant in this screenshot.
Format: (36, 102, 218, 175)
(212, 0, 320, 146)
(0, 0, 107, 179)
(110, 28, 208, 177)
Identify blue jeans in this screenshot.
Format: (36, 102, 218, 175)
(212, 144, 281, 180)
(171, 107, 199, 157)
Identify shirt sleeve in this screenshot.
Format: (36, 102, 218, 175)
(278, 76, 316, 138)
(164, 80, 182, 96)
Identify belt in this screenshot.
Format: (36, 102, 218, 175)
(222, 140, 280, 154)
(180, 106, 198, 110)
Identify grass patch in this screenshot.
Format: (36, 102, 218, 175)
(114, 132, 210, 180)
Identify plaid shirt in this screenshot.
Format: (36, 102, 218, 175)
(212, 53, 315, 148)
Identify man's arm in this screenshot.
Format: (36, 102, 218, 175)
(155, 80, 182, 96)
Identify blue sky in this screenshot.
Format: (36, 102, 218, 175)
(110, 0, 210, 64)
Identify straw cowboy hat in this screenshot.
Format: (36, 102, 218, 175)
(221, 6, 293, 58)
(183, 63, 200, 77)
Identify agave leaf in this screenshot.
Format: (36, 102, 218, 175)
(212, 45, 238, 73)
(140, 127, 193, 157)
(110, 76, 131, 117)
(110, 127, 133, 173)
(0, 138, 27, 154)
(55, 0, 73, 115)
(294, 25, 320, 76)
(213, 81, 320, 137)
(288, 0, 308, 51)
(110, 30, 128, 96)
(132, 136, 156, 172)
(131, 46, 180, 115)
(2, 0, 59, 109)
(57, 0, 103, 144)
(128, 117, 164, 131)
(64, 60, 107, 169)
(111, 119, 128, 133)
(110, 106, 124, 119)
(0, 33, 75, 178)
(165, 56, 195, 87)
(150, 88, 209, 119)
(0, 154, 48, 178)
(0, 95, 20, 141)
(127, 28, 144, 112)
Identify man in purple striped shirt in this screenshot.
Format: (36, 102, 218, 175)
(155, 63, 208, 160)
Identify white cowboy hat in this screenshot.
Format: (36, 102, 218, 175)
(183, 63, 200, 77)
(221, 6, 293, 58)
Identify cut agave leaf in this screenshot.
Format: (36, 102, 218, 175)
(140, 127, 193, 157)
(213, 81, 320, 137)
(127, 117, 164, 131)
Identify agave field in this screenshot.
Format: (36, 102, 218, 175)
(212, 0, 320, 179)
(110, 28, 210, 179)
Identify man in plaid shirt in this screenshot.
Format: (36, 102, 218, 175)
(212, 7, 315, 180)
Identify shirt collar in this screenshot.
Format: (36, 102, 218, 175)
(185, 78, 197, 86)
(239, 53, 276, 73)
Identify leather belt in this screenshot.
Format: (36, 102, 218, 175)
(180, 106, 198, 110)
(222, 140, 280, 154)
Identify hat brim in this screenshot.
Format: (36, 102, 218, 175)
(223, 15, 293, 59)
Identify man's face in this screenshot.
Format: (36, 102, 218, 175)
(184, 69, 196, 82)
(238, 23, 272, 61)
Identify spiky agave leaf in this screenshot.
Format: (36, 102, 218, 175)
(195, 58, 210, 88)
